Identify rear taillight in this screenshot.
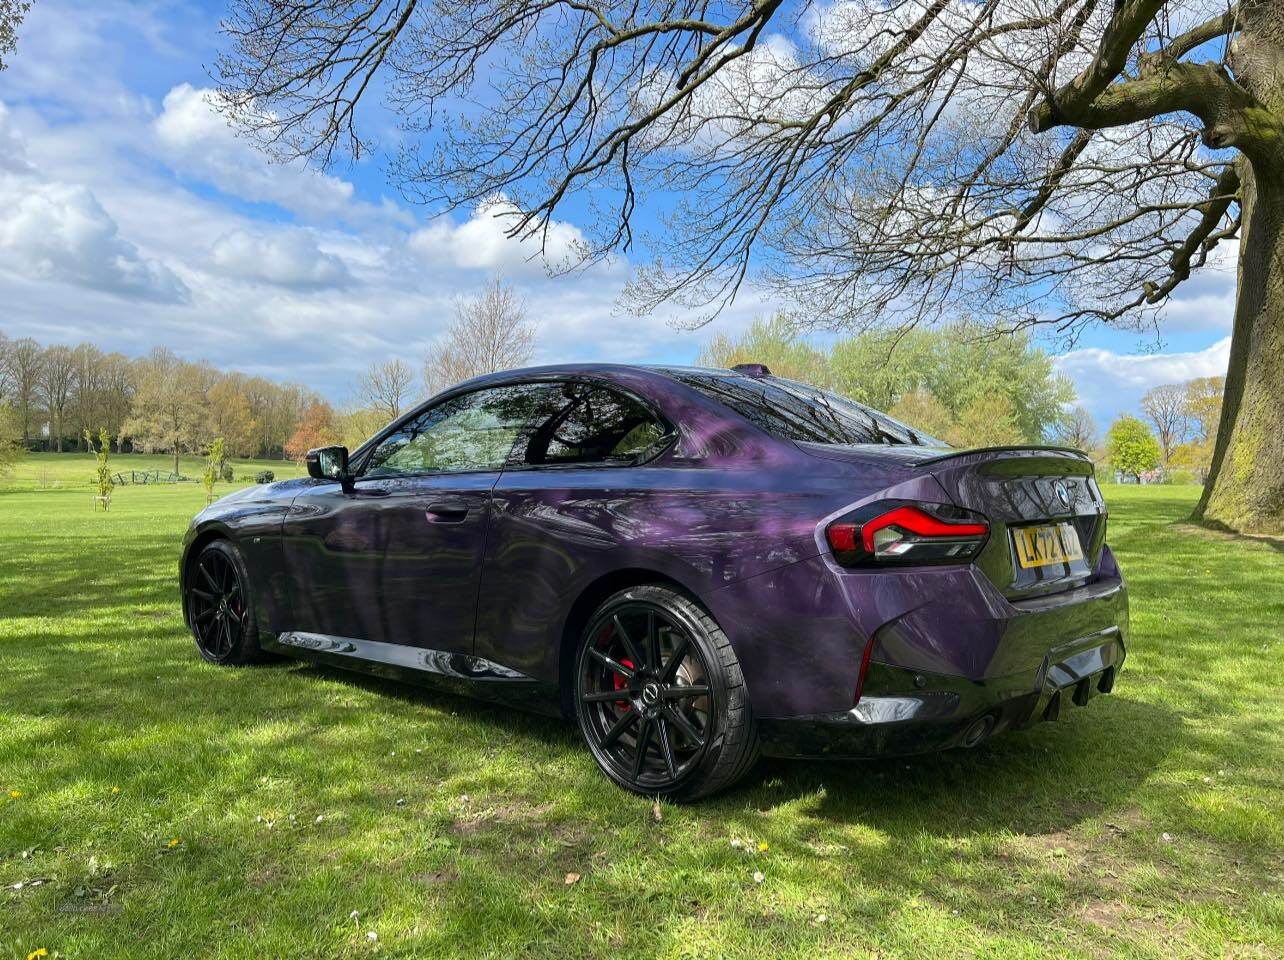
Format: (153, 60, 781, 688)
(826, 501, 989, 566)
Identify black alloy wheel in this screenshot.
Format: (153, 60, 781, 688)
(575, 585, 759, 798)
(187, 540, 261, 665)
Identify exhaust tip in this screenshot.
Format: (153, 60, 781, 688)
(962, 714, 996, 748)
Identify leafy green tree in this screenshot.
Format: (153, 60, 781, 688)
(0, 1, 30, 72)
(207, 375, 260, 458)
(887, 390, 954, 443)
(830, 325, 1072, 442)
(1108, 417, 1162, 482)
(0, 403, 24, 480)
(203, 437, 227, 504)
(700, 314, 831, 387)
(1184, 376, 1226, 443)
(947, 394, 1026, 450)
(702, 321, 1072, 444)
(84, 429, 114, 511)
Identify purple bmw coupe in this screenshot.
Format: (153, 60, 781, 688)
(181, 363, 1127, 798)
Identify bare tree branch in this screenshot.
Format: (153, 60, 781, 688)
(216, 0, 1276, 339)
(1154, 7, 1240, 63)
(424, 276, 537, 394)
(356, 358, 417, 420)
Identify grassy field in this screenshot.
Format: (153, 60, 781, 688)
(1, 453, 1281, 959)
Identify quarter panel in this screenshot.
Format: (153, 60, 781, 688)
(474, 458, 892, 688)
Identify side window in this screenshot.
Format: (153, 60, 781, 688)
(362, 384, 559, 479)
(516, 382, 669, 467)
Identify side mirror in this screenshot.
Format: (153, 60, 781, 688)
(306, 446, 354, 492)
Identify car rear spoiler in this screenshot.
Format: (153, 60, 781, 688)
(914, 444, 1091, 467)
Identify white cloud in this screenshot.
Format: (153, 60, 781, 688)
(0, 103, 188, 303)
(154, 84, 389, 225)
(1055, 336, 1230, 427)
(211, 229, 353, 289)
(408, 198, 592, 277)
(0, 104, 33, 173)
(1155, 240, 1238, 334)
(0, 29, 758, 399)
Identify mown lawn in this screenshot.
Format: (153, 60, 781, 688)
(1, 454, 1281, 959)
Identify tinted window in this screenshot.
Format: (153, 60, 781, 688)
(363, 384, 560, 478)
(662, 370, 946, 447)
(515, 382, 670, 466)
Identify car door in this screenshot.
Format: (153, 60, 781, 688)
(475, 380, 676, 678)
(281, 383, 561, 657)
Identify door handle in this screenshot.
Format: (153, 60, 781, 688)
(425, 501, 469, 522)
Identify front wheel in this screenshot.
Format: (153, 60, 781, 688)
(573, 585, 759, 799)
(186, 539, 265, 666)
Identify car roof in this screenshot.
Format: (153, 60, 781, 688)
(443, 362, 739, 391)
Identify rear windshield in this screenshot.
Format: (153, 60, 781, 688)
(662, 370, 947, 447)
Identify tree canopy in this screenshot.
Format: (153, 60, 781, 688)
(0, 402, 22, 479)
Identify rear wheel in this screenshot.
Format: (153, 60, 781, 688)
(186, 539, 264, 666)
(574, 585, 759, 799)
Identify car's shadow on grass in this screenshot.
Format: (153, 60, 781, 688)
(287, 658, 1177, 840)
(752, 695, 1178, 835)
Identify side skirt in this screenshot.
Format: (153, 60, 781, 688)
(263, 631, 563, 717)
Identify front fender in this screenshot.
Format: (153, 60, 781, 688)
(179, 483, 303, 634)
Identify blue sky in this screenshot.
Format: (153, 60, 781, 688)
(0, 0, 1233, 433)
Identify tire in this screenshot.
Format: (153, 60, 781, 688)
(573, 585, 759, 799)
(186, 539, 266, 666)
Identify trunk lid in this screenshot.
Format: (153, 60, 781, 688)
(799, 443, 1108, 598)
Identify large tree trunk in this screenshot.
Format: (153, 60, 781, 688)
(1195, 8, 1284, 534)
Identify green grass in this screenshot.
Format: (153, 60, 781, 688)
(1, 455, 1281, 959)
(8, 451, 304, 493)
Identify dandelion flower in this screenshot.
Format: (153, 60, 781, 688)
(27, 949, 49, 960)
(167, 838, 181, 849)
(8, 790, 21, 799)
(758, 842, 769, 852)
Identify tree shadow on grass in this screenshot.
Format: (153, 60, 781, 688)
(5, 626, 1264, 960)
(1171, 520, 1284, 554)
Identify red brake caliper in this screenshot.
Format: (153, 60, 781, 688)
(614, 659, 635, 712)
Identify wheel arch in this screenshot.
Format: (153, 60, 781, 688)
(180, 525, 234, 627)
(556, 567, 710, 717)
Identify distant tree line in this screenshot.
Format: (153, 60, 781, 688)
(1096, 377, 1226, 484)
(0, 332, 323, 468)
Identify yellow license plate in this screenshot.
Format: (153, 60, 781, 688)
(1013, 523, 1084, 569)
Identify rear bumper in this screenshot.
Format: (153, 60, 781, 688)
(759, 627, 1125, 759)
(709, 539, 1129, 722)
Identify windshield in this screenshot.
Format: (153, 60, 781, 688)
(662, 369, 948, 447)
